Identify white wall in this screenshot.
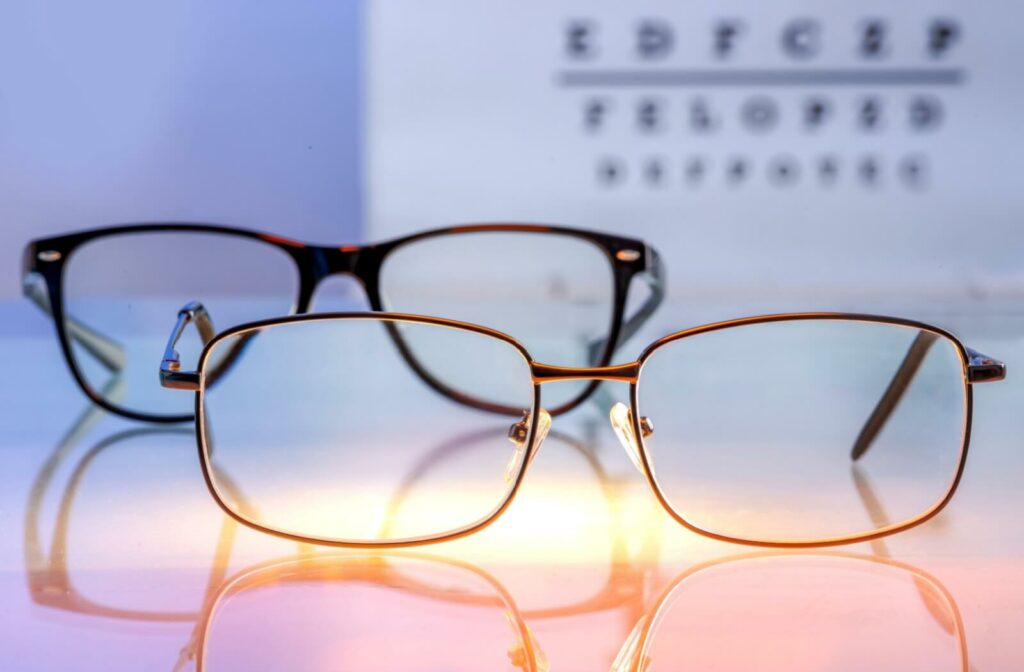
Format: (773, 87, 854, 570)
(366, 1, 1024, 302)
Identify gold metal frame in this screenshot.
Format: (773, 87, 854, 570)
(189, 553, 544, 672)
(160, 307, 1005, 549)
(629, 312, 1001, 549)
(615, 551, 969, 672)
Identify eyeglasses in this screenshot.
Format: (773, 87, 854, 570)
(26, 393, 652, 624)
(159, 305, 1004, 548)
(190, 554, 547, 672)
(613, 552, 968, 672)
(186, 552, 965, 672)
(22, 223, 664, 422)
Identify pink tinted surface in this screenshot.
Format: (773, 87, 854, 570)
(1, 299, 1021, 671)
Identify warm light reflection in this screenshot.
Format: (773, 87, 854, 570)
(13, 292, 1024, 672)
(63, 471, 667, 567)
(196, 554, 549, 672)
(618, 553, 968, 672)
(22, 393, 1002, 672)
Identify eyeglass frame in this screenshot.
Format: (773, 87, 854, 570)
(160, 306, 1005, 550)
(22, 222, 665, 423)
(613, 550, 969, 672)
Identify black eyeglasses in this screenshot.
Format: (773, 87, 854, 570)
(22, 223, 664, 422)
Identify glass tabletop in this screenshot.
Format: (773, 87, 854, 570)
(2, 297, 1020, 672)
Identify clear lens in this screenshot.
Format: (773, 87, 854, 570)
(199, 317, 535, 544)
(638, 555, 964, 671)
(379, 230, 614, 409)
(637, 319, 967, 544)
(202, 556, 532, 672)
(63, 231, 298, 416)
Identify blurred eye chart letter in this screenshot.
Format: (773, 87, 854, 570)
(366, 2, 1023, 298)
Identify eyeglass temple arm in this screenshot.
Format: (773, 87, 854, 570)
(588, 246, 666, 365)
(22, 273, 126, 374)
(851, 465, 964, 638)
(160, 302, 215, 391)
(851, 332, 1006, 461)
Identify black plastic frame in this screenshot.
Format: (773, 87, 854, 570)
(23, 222, 664, 423)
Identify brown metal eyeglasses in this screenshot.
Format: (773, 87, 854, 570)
(159, 305, 1004, 549)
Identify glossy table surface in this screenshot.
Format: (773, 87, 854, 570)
(1, 296, 1021, 671)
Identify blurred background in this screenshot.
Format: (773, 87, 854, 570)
(366, 1, 1023, 302)
(0, 1, 361, 307)
(2, 1, 1022, 306)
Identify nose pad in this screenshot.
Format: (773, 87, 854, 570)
(505, 408, 552, 483)
(609, 402, 653, 475)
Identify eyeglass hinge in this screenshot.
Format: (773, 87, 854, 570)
(965, 348, 1006, 384)
(160, 365, 201, 391)
(158, 301, 212, 391)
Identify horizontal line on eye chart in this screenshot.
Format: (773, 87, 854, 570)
(558, 68, 965, 87)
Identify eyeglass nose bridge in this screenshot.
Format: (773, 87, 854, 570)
(530, 361, 654, 476)
(530, 361, 640, 384)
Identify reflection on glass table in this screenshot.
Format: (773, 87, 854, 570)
(612, 461, 976, 672)
(23, 402, 546, 670)
(611, 551, 968, 672)
(23, 391, 979, 671)
(188, 553, 547, 672)
(23, 393, 657, 670)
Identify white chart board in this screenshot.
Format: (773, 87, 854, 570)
(366, 1, 1024, 299)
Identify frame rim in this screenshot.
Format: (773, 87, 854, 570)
(26, 224, 308, 424)
(628, 550, 968, 672)
(193, 311, 544, 549)
(629, 312, 974, 549)
(25, 221, 655, 423)
(374, 223, 638, 417)
(193, 551, 540, 672)
(188, 310, 983, 550)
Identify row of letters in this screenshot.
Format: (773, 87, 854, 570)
(566, 17, 961, 60)
(582, 95, 944, 133)
(594, 155, 931, 189)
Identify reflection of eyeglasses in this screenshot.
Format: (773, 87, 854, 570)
(160, 305, 1004, 548)
(364, 421, 661, 617)
(23, 384, 256, 623)
(22, 222, 664, 422)
(612, 551, 969, 672)
(25, 397, 973, 672)
(189, 551, 969, 672)
(23, 396, 553, 671)
(614, 467, 974, 671)
(184, 554, 549, 672)
(25, 396, 655, 625)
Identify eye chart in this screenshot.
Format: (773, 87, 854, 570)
(365, 2, 1024, 298)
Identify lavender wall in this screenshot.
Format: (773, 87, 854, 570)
(0, 1, 362, 298)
